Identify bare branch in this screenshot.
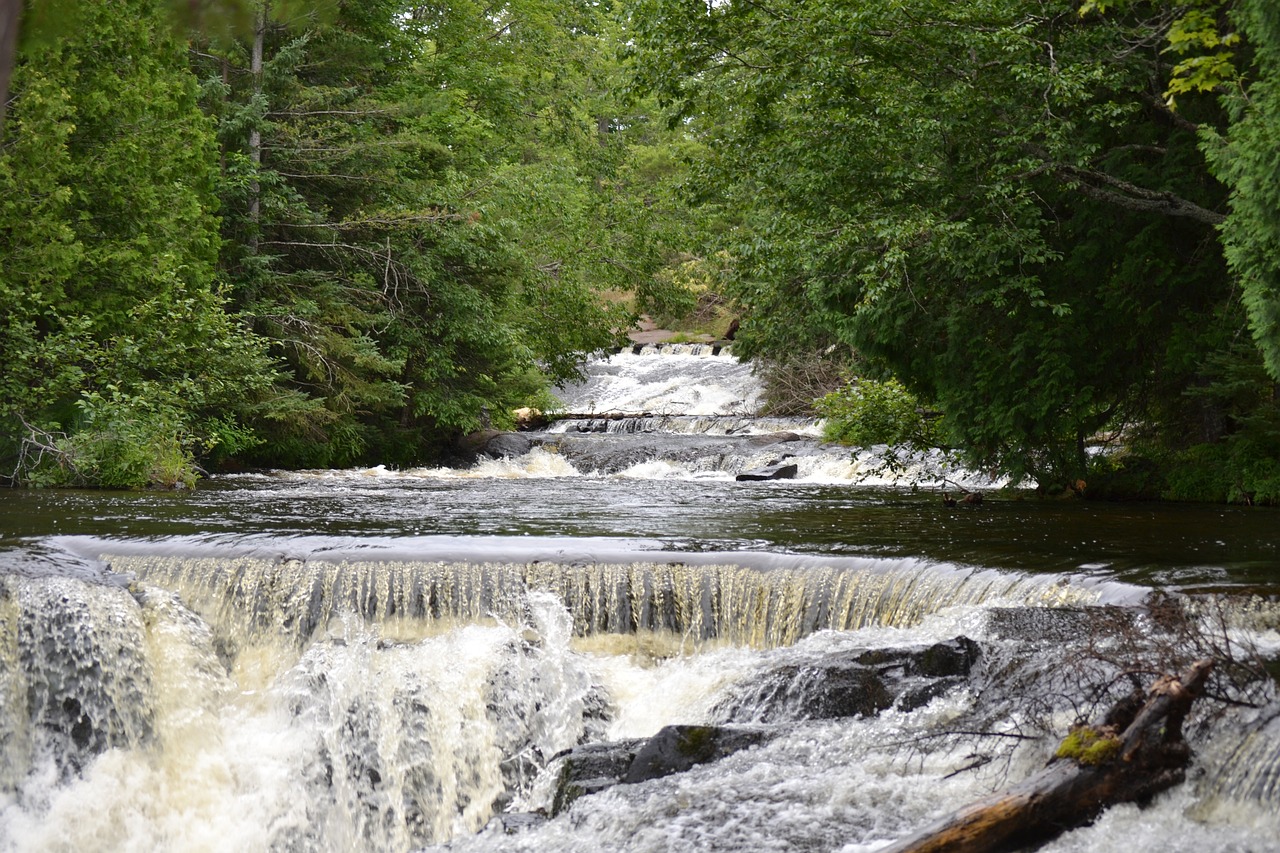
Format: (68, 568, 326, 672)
(1055, 164, 1226, 225)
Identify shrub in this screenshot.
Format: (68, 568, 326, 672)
(17, 392, 202, 489)
(816, 378, 941, 448)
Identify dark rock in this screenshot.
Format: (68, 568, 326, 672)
(712, 637, 981, 724)
(859, 636, 982, 679)
(622, 724, 771, 784)
(548, 725, 773, 815)
(549, 739, 646, 816)
(735, 462, 799, 481)
(455, 429, 505, 458)
(481, 432, 533, 459)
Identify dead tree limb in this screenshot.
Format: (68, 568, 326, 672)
(883, 658, 1214, 853)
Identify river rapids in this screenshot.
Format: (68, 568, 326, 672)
(1, 344, 1278, 852)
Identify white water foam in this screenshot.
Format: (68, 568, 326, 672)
(553, 350, 764, 417)
(0, 583, 602, 852)
(252, 444, 1003, 488)
(3, 562, 1275, 853)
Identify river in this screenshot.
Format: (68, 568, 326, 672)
(0, 344, 1277, 852)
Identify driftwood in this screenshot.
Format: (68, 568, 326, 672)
(558, 412, 655, 421)
(883, 659, 1214, 853)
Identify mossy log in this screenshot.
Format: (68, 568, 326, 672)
(883, 659, 1214, 853)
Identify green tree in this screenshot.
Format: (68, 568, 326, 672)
(199, 0, 683, 468)
(0, 0, 277, 487)
(626, 0, 1274, 493)
(1204, 0, 1280, 381)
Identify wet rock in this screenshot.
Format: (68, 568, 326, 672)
(481, 432, 533, 459)
(549, 739, 646, 815)
(859, 636, 982, 678)
(711, 637, 981, 724)
(622, 724, 772, 784)
(735, 460, 799, 481)
(547, 724, 773, 815)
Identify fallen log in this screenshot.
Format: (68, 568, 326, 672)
(883, 658, 1214, 853)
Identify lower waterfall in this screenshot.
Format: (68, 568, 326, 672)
(2, 346, 1278, 852)
(1, 543, 1278, 852)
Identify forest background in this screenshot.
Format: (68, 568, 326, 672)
(0, 0, 1278, 504)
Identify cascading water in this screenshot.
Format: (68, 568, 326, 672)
(471, 343, 989, 487)
(2, 346, 1279, 852)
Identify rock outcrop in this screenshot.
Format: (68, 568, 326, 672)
(711, 637, 981, 723)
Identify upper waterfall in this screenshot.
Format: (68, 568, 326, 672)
(552, 345, 765, 417)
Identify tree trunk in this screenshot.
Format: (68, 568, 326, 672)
(248, 1, 266, 251)
(0, 0, 20, 138)
(883, 659, 1214, 853)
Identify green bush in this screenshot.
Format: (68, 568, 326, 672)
(1163, 443, 1280, 505)
(816, 378, 941, 448)
(20, 392, 200, 489)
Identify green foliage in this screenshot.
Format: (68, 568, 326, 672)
(1204, 0, 1280, 383)
(0, 0, 279, 487)
(3, 0, 704, 484)
(8, 0, 1276, 498)
(1162, 430, 1280, 506)
(817, 379, 941, 449)
(1165, 5, 1242, 104)
(625, 0, 1276, 493)
(1080, 0, 1241, 105)
(42, 399, 198, 490)
(193, 0, 684, 469)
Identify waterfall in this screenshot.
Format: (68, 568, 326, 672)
(2, 345, 1278, 852)
(552, 347, 765, 417)
(0, 569, 604, 851)
(99, 552, 1131, 649)
(2, 548, 1277, 851)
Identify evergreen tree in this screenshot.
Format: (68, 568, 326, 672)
(626, 0, 1278, 496)
(0, 0, 276, 487)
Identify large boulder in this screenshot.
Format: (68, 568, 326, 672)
(622, 724, 771, 784)
(547, 725, 772, 816)
(481, 432, 533, 459)
(549, 739, 646, 816)
(711, 637, 981, 724)
(735, 459, 799, 481)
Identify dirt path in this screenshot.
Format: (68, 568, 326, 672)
(626, 315, 714, 345)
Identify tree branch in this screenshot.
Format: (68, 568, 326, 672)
(1055, 164, 1225, 225)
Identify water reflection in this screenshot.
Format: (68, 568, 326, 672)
(1, 476, 1276, 591)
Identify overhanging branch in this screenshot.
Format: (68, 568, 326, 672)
(1055, 164, 1225, 225)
